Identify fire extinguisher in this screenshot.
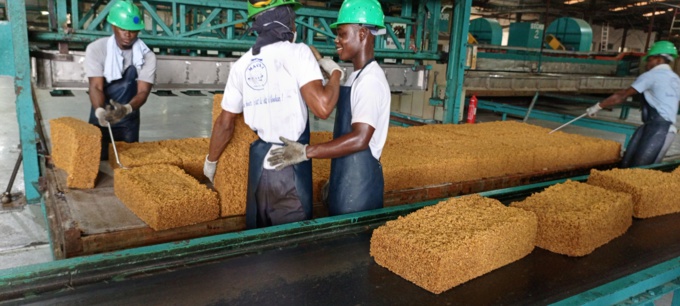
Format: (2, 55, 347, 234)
(466, 95, 478, 124)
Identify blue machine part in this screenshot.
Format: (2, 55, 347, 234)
(469, 18, 502, 45)
(546, 17, 593, 52)
(507, 22, 544, 49)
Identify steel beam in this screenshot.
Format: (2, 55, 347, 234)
(6, 0, 40, 203)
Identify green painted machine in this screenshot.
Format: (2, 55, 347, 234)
(469, 18, 502, 45)
(546, 17, 594, 52)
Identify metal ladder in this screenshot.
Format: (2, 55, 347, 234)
(600, 23, 609, 52)
(669, 8, 680, 38)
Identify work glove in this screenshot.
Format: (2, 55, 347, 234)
(95, 107, 108, 126)
(267, 137, 308, 171)
(318, 58, 345, 81)
(586, 103, 602, 117)
(105, 101, 133, 125)
(203, 155, 218, 183)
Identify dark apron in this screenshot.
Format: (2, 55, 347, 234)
(88, 65, 141, 160)
(621, 96, 673, 168)
(327, 60, 384, 216)
(245, 122, 313, 229)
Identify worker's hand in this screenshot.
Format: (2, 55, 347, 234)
(267, 137, 308, 171)
(105, 101, 133, 125)
(318, 58, 344, 81)
(95, 107, 108, 126)
(586, 103, 602, 117)
(203, 155, 218, 183)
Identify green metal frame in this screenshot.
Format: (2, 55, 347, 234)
(443, 0, 472, 123)
(0, 0, 41, 203)
(477, 99, 637, 147)
(32, 0, 441, 60)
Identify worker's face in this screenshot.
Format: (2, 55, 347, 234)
(645, 55, 665, 71)
(334, 24, 367, 61)
(112, 25, 140, 50)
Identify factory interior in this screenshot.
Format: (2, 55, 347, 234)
(3, 0, 680, 304)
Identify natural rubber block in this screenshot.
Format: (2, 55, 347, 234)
(49, 117, 101, 189)
(370, 194, 537, 294)
(159, 138, 210, 180)
(114, 164, 219, 230)
(108, 141, 183, 170)
(511, 180, 632, 256)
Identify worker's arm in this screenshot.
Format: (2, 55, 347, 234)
(599, 87, 639, 109)
(207, 110, 238, 162)
(127, 80, 153, 110)
(300, 71, 342, 119)
(204, 110, 238, 182)
(88, 77, 107, 109)
(587, 87, 639, 116)
(306, 122, 374, 159)
(266, 122, 374, 171)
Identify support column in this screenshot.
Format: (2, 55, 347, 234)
(443, 0, 472, 124)
(7, 0, 41, 203)
(620, 27, 628, 52)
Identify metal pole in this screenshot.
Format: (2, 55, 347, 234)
(645, 4, 657, 51)
(443, 0, 472, 124)
(523, 91, 540, 123)
(7, 0, 40, 203)
(537, 0, 550, 73)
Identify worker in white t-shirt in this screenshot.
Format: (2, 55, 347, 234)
(586, 40, 680, 167)
(203, 0, 343, 228)
(268, 0, 391, 216)
(84, 0, 156, 160)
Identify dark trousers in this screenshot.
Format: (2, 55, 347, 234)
(255, 167, 307, 227)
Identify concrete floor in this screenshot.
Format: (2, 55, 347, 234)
(0, 76, 679, 304)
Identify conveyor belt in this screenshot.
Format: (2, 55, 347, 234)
(10, 212, 680, 305)
(2, 162, 680, 305)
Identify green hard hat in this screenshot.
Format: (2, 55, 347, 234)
(107, 0, 145, 31)
(644, 40, 678, 61)
(247, 0, 302, 20)
(330, 0, 385, 29)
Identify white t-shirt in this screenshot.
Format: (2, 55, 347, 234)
(345, 61, 391, 159)
(84, 37, 157, 84)
(221, 41, 323, 168)
(631, 63, 680, 125)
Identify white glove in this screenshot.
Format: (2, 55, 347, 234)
(203, 155, 218, 183)
(318, 58, 344, 81)
(105, 101, 134, 125)
(95, 107, 108, 126)
(586, 103, 602, 117)
(267, 137, 309, 171)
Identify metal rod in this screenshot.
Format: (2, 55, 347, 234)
(2, 151, 23, 204)
(107, 122, 128, 169)
(549, 113, 588, 134)
(523, 91, 540, 123)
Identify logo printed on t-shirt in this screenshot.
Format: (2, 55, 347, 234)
(245, 58, 268, 90)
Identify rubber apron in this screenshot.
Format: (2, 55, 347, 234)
(245, 123, 313, 229)
(88, 66, 141, 160)
(327, 60, 384, 216)
(621, 96, 673, 167)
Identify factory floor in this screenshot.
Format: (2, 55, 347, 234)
(0, 75, 678, 304)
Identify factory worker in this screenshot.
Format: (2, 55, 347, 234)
(587, 40, 680, 167)
(85, 0, 156, 160)
(204, 0, 342, 228)
(268, 0, 391, 216)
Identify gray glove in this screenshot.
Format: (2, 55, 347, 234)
(318, 58, 344, 81)
(203, 155, 217, 183)
(267, 137, 308, 171)
(586, 103, 602, 117)
(105, 101, 133, 124)
(95, 107, 108, 126)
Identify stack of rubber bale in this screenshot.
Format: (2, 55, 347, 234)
(511, 180, 633, 256)
(49, 117, 101, 189)
(314, 121, 620, 193)
(370, 194, 537, 294)
(310, 131, 333, 202)
(588, 168, 680, 218)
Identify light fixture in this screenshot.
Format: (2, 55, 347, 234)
(642, 10, 667, 17)
(564, 0, 585, 4)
